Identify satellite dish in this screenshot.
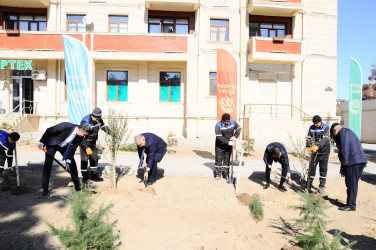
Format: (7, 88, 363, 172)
(83, 16, 94, 26)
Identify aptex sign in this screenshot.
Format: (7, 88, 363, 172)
(0, 60, 32, 70)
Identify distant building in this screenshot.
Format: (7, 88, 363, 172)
(0, 0, 338, 140)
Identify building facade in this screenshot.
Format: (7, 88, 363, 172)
(0, 0, 338, 141)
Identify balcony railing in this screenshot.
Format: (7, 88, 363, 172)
(248, 37, 303, 64)
(145, 0, 199, 11)
(0, 32, 188, 59)
(248, 0, 304, 16)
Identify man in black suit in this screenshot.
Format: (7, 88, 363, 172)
(39, 122, 92, 196)
(134, 133, 167, 185)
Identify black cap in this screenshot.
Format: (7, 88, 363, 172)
(312, 115, 321, 123)
(222, 113, 230, 121)
(330, 123, 340, 138)
(8, 132, 20, 142)
(91, 107, 102, 118)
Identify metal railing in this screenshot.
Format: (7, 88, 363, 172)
(3, 100, 37, 130)
(243, 103, 312, 121)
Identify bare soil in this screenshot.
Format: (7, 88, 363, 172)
(1, 167, 376, 249)
(1, 144, 376, 249)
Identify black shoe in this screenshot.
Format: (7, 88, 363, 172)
(147, 180, 156, 185)
(75, 186, 81, 192)
(339, 205, 356, 211)
(279, 184, 287, 192)
(264, 183, 270, 189)
(42, 189, 50, 196)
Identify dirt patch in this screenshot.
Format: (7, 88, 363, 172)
(1, 168, 375, 249)
(237, 193, 261, 207)
(10, 186, 35, 196)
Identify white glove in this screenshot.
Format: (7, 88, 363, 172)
(228, 141, 234, 146)
(230, 136, 236, 141)
(267, 165, 272, 169)
(287, 172, 291, 178)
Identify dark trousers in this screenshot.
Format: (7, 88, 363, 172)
(148, 147, 167, 181)
(344, 163, 365, 208)
(309, 150, 329, 188)
(80, 145, 99, 180)
(0, 149, 6, 173)
(215, 146, 232, 178)
(42, 146, 80, 191)
(265, 164, 287, 186)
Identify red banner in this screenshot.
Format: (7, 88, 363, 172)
(216, 48, 239, 122)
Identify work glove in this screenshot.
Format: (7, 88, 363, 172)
(311, 146, 319, 153)
(228, 140, 234, 146)
(142, 162, 148, 169)
(306, 147, 311, 152)
(86, 148, 93, 155)
(38, 143, 45, 150)
(230, 136, 236, 141)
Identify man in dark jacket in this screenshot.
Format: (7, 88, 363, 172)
(39, 122, 92, 196)
(264, 142, 292, 191)
(330, 123, 367, 211)
(214, 113, 241, 180)
(80, 107, 110, 183)
(306, 115, 330, 193)
(135, 133, 167, 185)
(0, 131, 20, 175)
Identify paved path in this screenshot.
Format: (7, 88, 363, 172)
(15, 147, 376, 181)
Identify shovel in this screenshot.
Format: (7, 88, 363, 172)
(40, 147, 80, 185)
(227, 144, 235, 184)
(138, 148, 148, 188)
(271, 167, 305, 192)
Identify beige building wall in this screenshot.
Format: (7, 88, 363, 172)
(0, 0, 338, 142)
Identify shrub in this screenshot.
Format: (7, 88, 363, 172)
(294, 191, 356, 250)
(249, 196, 264, 223)
(120, 143, 138, 152)
(242, 136, 255, 156)
(166, 132, 178, 153)
(47, 187, 120, 249)
(3, 168, 17, 186)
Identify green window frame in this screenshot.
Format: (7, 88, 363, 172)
(160, 72, 181, 102)
(107, 71, 128, 102)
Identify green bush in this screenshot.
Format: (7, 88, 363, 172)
(242, 136, 255, 156)
(249, 197, 264, 223)
(120, 143, 138, 152)
(47, 186, 120, 249)
(3, 168, 17, 186)
(294, 191, 357, 250)
(0, 122, 13, 131)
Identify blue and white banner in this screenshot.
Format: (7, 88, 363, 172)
(63, 35, 91, 125)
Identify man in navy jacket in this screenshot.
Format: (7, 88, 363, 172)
(264, 142, 292, 191)
(330, 123, 367, 211)
(0, 131, 20, 175)
(134, 133, 167, 185)
(39, 122, 92, 196)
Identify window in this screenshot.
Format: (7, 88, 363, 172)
(249, 22, 286, 38)
(109, 15, 128, 32)
(67, 15, 86, 32)
(160, 72, 181, 102)
(148, 17, 189, 34)
(4, 14, 47, 31)
(209, 72, 217, 96)
(210, 19, 229, 42)
(107, 71, 128, 101)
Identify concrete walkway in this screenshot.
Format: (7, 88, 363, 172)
(15, 145, 376, 181)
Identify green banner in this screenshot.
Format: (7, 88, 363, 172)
(349, 58, 362, 138)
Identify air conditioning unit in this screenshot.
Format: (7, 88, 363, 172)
(32, 70, 47, 81)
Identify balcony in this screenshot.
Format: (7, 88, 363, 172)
(248, 37, 303, 64)
(248, 0, 304, 17)
(0, 0, 50, 7)
(145, 0, 199, 11)
(0, 32, 188, 61)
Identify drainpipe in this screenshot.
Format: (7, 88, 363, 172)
(238, 0, 242, 137)
(195, 1, 201, 138)
(300, 10, 305, 113)
(58, 59, 61, 115)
